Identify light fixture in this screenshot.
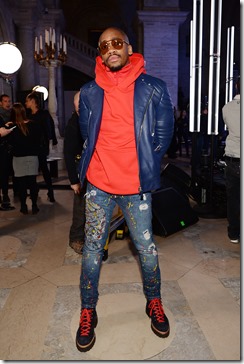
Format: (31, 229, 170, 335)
(0, 42, 23, 75)
(32, 85, 49, 100)
(34, 27, 67, 66)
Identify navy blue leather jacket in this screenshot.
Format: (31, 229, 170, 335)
(78, 73, 174, 194)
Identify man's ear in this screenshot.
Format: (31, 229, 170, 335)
(98, 54, 104, 63)
(128, 44, 133, 55)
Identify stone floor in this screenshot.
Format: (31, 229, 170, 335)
(0, 158, 240, 361)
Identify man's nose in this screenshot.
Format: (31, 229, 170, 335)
(107, 41, 117, 52)
(107, 45, 116, 54)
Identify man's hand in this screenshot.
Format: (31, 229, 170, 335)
(0, 127, 12, 137)
(71, 183, 81, 194)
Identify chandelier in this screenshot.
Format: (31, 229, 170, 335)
(34, 27, 67, 67)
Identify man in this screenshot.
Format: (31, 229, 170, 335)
(0, 94, 15, 210)
(75, 27, 174, 352)
(222, 76, 240, 243)
(0, 94, 11, 120)
(63, 92, 86, 254)
(25, 91, 58, 202)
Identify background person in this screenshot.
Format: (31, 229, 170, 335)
(222, 76, 240, 243)
(8, 103, 42, 214)
(25, 91, 58, 203)
(199, 107, 210, 155)
(176, 109, 190, 157)
(0, 94, 15, 210)
(167, 106, 179, 159)
(75, 27, 174, 352)
(0, 94, 11, 121)
(63, 92, 86, 254)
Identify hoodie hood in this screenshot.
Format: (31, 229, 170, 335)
(95, 53, 146, 92)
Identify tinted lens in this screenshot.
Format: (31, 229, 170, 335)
(111, 39, 124, 49)
(99, 38, 124, 54)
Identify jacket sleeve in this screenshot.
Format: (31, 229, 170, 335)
(155, 81, 174, 157)
(78, 88, 91, 142)
(63, 112, 82, 184)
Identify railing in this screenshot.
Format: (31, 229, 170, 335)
(64, 33, 97, 77)
(64, 33, 98, 60)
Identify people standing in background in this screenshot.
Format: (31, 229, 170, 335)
(0, 94, 11, 121)
(192, 106, 210, 172)
(222, 76, 240, 244)
(176, 109, 190, 157)
(75, 27, 174, 352)
(8, 103, 42, 214)
(167, 106, 178, 159)
(25, 91, 58, 203)
(63, 92, 86, 254)
(0, 94, 15, 210)
(199, 107, 210, 155)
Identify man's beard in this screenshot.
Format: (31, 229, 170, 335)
(109, 64, 123, 72)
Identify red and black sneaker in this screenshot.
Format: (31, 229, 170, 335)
(76, 308, 98, 352)
(146, 298, 170, 338)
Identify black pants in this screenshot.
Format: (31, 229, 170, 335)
(17, 175, 39, 207)
(0, 148, 12, 196)
(225, 159, 240, 239)
(69, 189, 86, 243)
(177, 131, 189, 156)
(38, 153, 53, 192)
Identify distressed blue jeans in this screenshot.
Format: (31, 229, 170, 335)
(80, 182, 161, 308)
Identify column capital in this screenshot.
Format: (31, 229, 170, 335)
(12, 1, 41, 27)
(12, 2, 65, 30)
(138, 10, 189, 25)
(137, 8, 189, 108)
(143, 0, 180, 10)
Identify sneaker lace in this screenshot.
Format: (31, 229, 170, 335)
(79, 308, 94, 336)
(148, 298, 165, 323)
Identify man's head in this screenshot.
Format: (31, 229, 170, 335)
(97, 27, 133, 72)
(0, 94, 11, 110)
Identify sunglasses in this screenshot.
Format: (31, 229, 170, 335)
(98, 38, 129, 55)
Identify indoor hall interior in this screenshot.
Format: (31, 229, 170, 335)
(0, 155, 240, 361)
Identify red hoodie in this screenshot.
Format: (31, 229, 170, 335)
(86, 53, 146, 194)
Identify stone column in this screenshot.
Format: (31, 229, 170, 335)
(46, 61, 64, 160)
(17, 25, 37, 91)
(137, 9, 188, 108)
(12, 6, 37, 91)
(14, 1, 65, 164)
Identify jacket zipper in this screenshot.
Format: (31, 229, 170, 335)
(80, 110, 92, 181)
(137, 88, 155, 197)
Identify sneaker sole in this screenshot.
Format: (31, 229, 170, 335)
(151, 323, 170, 338)
(76, 334, 96, 352)
(230, 239, 239, 244)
